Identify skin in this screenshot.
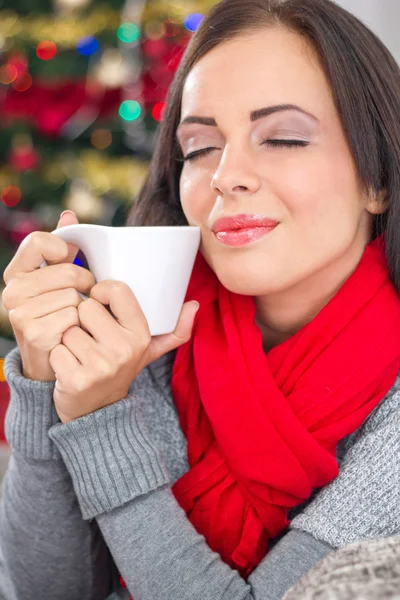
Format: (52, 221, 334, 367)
(177, 27, 388, 352)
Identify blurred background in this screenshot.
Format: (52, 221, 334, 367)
(0, 0, 219, 360)
(0, 0, 399, 430)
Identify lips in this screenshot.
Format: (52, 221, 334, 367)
(211, 214, 279, 233)
(211, 214, 279, 247)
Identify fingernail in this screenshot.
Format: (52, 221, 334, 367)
(192, 301, 200, 313)
(60, 210, 75, 219)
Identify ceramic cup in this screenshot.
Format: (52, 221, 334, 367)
(40, 224, 201, 336)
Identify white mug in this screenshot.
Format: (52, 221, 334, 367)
(40, 224, 201, 336)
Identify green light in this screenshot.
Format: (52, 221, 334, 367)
(119, 100, 142, 121)
(117, 23, 140, 43)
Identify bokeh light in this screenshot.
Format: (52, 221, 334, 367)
(12, 73, 32, 92)
(1, 185, 22, 207)
(36, 41, 57, 61)
(0, 64, 18, 84)
(152, 102, 165, 122)
(91, 128, 113, 149)
(117, 23, 140, 43)
(119, 100, 141, 121)
(184, 13, 204, 32)
(8, 53, 28, 74)
(77, 36, 99, 56)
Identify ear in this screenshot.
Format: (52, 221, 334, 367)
(365, 188, 389, 215)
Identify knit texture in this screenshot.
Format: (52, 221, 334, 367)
(49, 396, 171, 519)
(290, 382, 400, 544)
(3, 348, 60, 460)
(283, 534, 400, 600)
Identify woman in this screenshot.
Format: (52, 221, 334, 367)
(1, 0, 400, 598)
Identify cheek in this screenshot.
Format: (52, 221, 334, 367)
(180, 167, 213, 225)
(276, 151, 362, 226)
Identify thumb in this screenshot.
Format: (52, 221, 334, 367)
(147, 301, 200, 364)
(51, 210, 80, 265)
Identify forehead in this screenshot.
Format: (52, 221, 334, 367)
(181, 28, 334, 121)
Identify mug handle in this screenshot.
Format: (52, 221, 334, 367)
(39, 259, 89, 301)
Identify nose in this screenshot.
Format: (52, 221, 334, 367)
(211, 145, 261, 197)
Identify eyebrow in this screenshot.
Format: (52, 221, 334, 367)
(177, 104, 318, 130)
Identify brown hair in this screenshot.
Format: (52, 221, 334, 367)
(127, 0, 400, 291)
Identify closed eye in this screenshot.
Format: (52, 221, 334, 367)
(263, 139, 310, 148)
(179, 139, 309, 162)
(179, 147, 218, 162)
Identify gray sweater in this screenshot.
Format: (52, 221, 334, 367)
(283, 534, 400, 600)
(0, 344, 400, 600)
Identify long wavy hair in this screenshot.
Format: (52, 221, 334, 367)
(127, 0, 400, 292)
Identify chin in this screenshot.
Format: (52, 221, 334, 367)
(205, 251, 283, 296)
(221, 277, 283, 296)
(211, 264, 282, 296)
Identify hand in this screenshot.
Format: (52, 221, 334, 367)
(1, 211, 96, 381)
(49, 280, 199, 424)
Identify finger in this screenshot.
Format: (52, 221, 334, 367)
(147, 301, 199, 363)
(2, 263, 95, 310)
(47, 210, 80, 266)
(3, 211, 80, 285)
(3, 231, 71, 284)
(61, 325, 98, 365)
(10, 306, 81, 353)
(89, 281, 150, 337)
(49, 343, 80, 382)
(77, 297, 128, 346)
(7, 287, 83, 320)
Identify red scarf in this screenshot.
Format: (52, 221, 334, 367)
(168, 236, 400, 579)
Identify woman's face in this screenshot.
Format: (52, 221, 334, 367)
(177, 27, 385, 296)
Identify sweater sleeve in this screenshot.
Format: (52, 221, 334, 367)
(0, 346, 117, 600)
(289, 387, 400, 546)
(49, 393, 339, 600)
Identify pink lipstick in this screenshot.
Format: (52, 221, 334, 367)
(211, 214, 279, 247)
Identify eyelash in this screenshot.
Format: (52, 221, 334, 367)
(180, 139, 310, 162)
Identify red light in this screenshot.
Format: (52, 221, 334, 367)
(36, 41, 57, 61)
(0, 65, 18, 84)
(12, 73, 32, 92)
(1, 186, 22, 207)
(8, 53, 28, 74)
(152, 102, 166, 122)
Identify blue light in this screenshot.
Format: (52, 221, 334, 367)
(76, 36, 100, 56)
(184, 13, 203, 32)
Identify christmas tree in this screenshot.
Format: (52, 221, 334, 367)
(0, 0, 217, 350)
